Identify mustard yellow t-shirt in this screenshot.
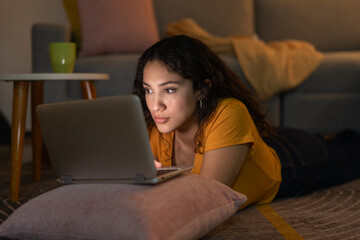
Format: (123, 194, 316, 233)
(149, 98, 281, 208)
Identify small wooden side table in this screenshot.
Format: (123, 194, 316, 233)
(0, 73, 109, 202)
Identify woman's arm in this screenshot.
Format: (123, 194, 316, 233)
(199, 144, 250, 186)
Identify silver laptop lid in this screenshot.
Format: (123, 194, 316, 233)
(36, 95, 157, 180)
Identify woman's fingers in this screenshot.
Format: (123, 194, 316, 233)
(154, 160, 162, 168)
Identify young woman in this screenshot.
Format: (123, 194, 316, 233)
(133, 35, 360, 209)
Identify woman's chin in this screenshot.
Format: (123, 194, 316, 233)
(156, 125, 174, 134)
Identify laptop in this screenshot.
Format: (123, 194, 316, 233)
(36, 95, 192, 185)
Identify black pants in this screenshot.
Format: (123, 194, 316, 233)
(263, 128, 360, 198)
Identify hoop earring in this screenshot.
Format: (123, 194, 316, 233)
(199, 99, 203, 109)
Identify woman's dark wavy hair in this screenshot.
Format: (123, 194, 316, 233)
(133, 35, 273, 153)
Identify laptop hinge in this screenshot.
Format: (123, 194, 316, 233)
(134, 174, 146, 184)
(61, 175, 74, 184)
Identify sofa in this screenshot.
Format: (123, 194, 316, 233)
(32, 0, 360, 134)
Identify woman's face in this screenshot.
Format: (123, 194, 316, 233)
(142, 61, 200, 134)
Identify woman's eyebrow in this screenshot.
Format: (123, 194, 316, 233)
(143, 80, 183, 87)
(159, 80, 183, 87)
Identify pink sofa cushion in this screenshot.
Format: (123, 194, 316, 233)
(77, 0, 160, 57)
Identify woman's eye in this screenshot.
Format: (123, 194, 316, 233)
(144, 88, 153, 94)
(165, 88, 176, 94)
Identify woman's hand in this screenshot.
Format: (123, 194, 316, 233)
(154, 160, 162, 168)
(200, 144, 250, 186)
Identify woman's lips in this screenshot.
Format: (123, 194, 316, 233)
(154, 117, 169, 124)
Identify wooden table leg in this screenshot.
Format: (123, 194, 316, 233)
(80, 81, 97, 99)
(31, 81, 43, 182)
(10, 81, 29, 202)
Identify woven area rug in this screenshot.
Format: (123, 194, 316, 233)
(202, 178, 360, 240)
(1, 140, 360, 240)
(1, 138, 360, 239)
(0, 178, 359, 239)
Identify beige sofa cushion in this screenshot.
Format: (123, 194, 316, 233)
(154, 0, 255, 38)
(255, 0, 360, 52)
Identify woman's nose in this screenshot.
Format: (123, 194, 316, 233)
(152, 94, 166, 112)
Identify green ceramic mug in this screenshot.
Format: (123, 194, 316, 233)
(49, 42, 76, 73)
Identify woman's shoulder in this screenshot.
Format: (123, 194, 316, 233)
(203, 98, 256, 152)
(206, 98, 252, 128)
(216, 98, 249, 116)
(218, 97, 246, 108)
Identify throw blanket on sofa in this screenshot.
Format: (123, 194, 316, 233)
(166, 18, 323, 101)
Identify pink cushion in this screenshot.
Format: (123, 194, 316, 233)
(77, 0, 160, 57)
(0, 175, 247, 240)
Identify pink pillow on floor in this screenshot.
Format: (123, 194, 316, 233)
(77, 0, 160, 57)
(0, 175, 247, 240)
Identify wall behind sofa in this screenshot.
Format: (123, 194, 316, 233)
(0, 0, 69, 130)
